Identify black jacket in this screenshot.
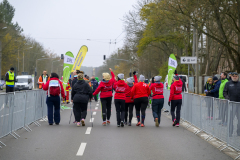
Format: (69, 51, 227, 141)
(71, 77, 78, 88)
(223, 80, 240, 102)
(91, 79, 98, 91)
(71, 80, 92, 103)
(204, 82, 215, 97)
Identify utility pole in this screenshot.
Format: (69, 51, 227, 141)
(18, 47, 19, 75)
(196, 28, 199, 94)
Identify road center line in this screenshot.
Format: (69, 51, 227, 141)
(93, 112, 96, 115)
(85, 127, 92, 134)
(90, 118, 94, 122)
(96, 104, 99, 106)
(76, 143, 87, 156)
(95, 107, 98, 110)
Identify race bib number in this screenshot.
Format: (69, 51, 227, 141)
(49, 80, 59, 87)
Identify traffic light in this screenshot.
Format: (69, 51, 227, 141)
(61, 54, 64, 59)
(103, 55, 106, 60)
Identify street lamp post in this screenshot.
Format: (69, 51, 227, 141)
(51, 60, 60, 73)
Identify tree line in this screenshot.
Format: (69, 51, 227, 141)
(0, 0, 62, 80)
(96, 0, 240, 80)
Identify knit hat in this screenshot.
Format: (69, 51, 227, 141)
(173, 75, 179, 80)
(213, 76, 218, 81)
(126, 78, 133, 83)
(118, 73, 124, 80)
(139, 75, 145, 82)
(10, 67, 14, 71)
(77, 73, 84, 80)
(154, 76, 162, 82)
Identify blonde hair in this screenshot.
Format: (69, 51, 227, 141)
(77, 73, 84, 80)
(102, 73, 111, 81)
(207, 78, 213, 83)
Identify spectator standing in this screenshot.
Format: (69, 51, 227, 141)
(204, 78, 214, 97)
(209, 76, 221, 98)
(179, 76, 187, 92)
(223, 72, 240, 136)
(5, 67, 16, 93)
(91, 76, 99, 102)
(38, 70, 50, 89)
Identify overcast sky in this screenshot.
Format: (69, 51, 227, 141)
(7, 0, 137, 67)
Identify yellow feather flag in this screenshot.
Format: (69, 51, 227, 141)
(71, 45, 88, 72)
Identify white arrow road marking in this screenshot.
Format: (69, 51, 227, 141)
(95, 107, 98, 110)
(93, 112, 96, 115)
(76, 143, 87, 156)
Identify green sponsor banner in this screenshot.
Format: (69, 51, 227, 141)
(167, 54, 178, 90)
(63, 51, 74, 90)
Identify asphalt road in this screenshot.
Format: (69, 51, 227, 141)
(0, 100, 232, 160)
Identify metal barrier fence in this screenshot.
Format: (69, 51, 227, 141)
(163, 89, 240, 156)
(0, 90, 47, 148)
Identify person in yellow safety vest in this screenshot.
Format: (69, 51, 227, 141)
(5, 67, 16, 93)
(38, 70, 50, 89)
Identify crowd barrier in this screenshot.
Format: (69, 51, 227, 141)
(0, 90, 48, 148)
(163, 89, 240, 157)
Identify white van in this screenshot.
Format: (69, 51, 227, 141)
(15, 75, 33, 91)
(164, 74, 188, 92)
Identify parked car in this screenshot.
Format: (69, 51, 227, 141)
(164, 74, 188, 92)
(15, 75, 33, 91)
(0, 80, 5, 90)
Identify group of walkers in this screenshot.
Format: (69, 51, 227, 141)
(41, 67, 184, 128)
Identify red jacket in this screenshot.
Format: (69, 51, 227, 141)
(149, 82, 164, 99)
(169, 79, 183, 102)
(125, 85, 134, 103)
(113, 80, 128, 100)
(131, 82, 150, 99)
(42, 78, 65, 99)
(93, 71, 116, 98)
(133, 75, 138, 84)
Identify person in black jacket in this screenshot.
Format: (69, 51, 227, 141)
(179, 76, 187, 92)
(91, 76, 99, 102)
(71, 70, 81, 88)
(223, 72, 240, 136)
(71, 72, 92, 127)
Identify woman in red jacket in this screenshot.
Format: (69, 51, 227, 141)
(168, 75, 183, 127)
(149, 76, 164, 127)
(113, 73, 128, 127)
(42, 73, 65, 125)
(131, 75, 151, 127)
(93, 68, 116, 126)
(124, 71, 138, 126)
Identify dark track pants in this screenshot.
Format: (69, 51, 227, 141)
(6, 85, 14, 93)
(152, 98, 164, 124)
(100, 97, 112, 121)
(73, 102, 88, 122)
(115, 99, 125, 125)
(125, 103, 134, 123)
(134, 97, 148, 124)
(171, 99, 182, 124)
(46, 96, 60, 124)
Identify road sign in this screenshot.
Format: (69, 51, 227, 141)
(181, 57, 197, 64)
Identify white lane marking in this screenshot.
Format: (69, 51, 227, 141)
(95, 107, 98, 110)
(76, 143, 87, 156)
(90, 118, 94, 122)
(85, 127, 92, 134)
(93, 112, 96, 115)
(132, 117, 138, 124)
(96, 104, 99, 106)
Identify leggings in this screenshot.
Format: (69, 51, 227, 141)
(100, 97, 112, 121)
(125, 103, 134, 123)
(171, 99, 182, 124)
(134, 97, 148, 124)
(115, 99, 125, 124)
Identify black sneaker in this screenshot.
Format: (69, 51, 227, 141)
(49, 123, 53, 125)
(164, 110, 169, 112)
(55, 123, 59, 125)
(172, 120, 177, 127)
(121, 121, 124, 127)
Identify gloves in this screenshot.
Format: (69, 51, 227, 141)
(174, 70, 177, 75)
(133, 71, 136, 75)
(168, 101, 170, 106)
